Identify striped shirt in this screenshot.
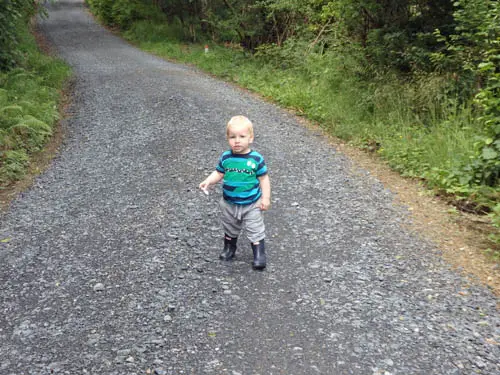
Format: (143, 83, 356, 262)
(216, 150, 268, 205)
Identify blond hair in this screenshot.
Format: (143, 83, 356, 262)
(226, 115, 254, 138)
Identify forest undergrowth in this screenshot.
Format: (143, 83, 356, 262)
(0, 1, 71, 191)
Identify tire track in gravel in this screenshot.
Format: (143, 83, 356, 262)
(1, 1, 499, 374)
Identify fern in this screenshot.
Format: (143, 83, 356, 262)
(15, 115, 52, 135)
(0, 104, 24, 118)
(0, 88, 8, 106)
(0, 149, 29, 182)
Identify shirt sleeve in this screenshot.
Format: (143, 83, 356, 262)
(256, 157, 267, 177)
(216, 154, 225, 173)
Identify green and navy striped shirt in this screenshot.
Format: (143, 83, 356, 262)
(216, 150, 268, 205)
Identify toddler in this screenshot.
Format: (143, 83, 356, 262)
(199, 116, 271, 269)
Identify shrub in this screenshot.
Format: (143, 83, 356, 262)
(0, 7, 71, 185)
(0, 0, 37, 71)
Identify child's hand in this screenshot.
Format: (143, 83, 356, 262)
(199, 171, 223, 195)
(260, 197, 271, 211)
(199, 181, 210, 194)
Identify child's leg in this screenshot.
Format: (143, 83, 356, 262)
(220, 235, 238, 261)
(243, 201, 266, 243)
(250, 241, 266, 270)
(219, 199, 242, 260)
(242, 202, 266, 269)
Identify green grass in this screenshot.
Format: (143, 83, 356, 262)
(0, 20, 71, 186)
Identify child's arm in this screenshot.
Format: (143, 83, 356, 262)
(258, 174, 271, 211)
(199, 171, 224, 191)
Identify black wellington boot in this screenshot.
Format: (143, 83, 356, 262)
(251, 240, 266, 270)
(219, 235, 238, 261)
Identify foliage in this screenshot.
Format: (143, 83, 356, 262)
(471, 1, 500, 188)
(86, 0, 164, 29)
(0, 6, 71, 185)
(0, 149, 29, 182)
(0, 0, 39, 71)
(88, 0, 458, 65)
(429, 1, 499, 210)
(124, 19, 188, 43)
(85, 0, 113, 25)
(338, 0, 454, 72)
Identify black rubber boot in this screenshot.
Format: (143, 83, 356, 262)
(251, 240, 266, 270)
(219, 235, 237, 261)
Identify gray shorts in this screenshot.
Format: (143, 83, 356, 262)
(220, 198, 265, 243)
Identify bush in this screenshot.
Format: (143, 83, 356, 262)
(86, 0, 114, 26)
(0, 7, 71, 186)
(86, 0, 164, 30)
(0, 0, 37, 71)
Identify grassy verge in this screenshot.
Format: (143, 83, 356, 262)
(0, 18, 72, 187)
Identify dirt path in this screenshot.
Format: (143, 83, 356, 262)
(1, 1, 498, 374)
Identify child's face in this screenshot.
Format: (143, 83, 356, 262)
(227, 124, 253, 154)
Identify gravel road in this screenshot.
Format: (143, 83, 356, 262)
(1, 1, 499, 374)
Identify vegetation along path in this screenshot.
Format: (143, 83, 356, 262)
(1, 1, 499, 374)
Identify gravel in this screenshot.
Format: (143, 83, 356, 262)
(1, 0, 499, 374)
